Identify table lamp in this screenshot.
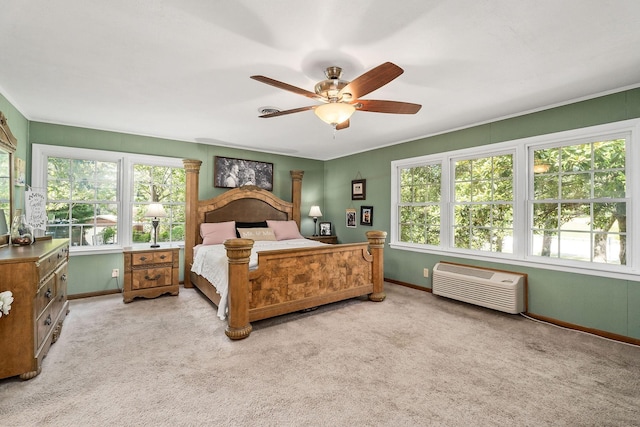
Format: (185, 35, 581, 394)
(308, 205, 323, 236)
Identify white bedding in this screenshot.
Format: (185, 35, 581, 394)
(191, 238, 326, 320)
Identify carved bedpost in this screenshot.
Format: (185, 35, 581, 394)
(183, 159, 202, 288)
(366, 230, 387, 302)
(224, 239, 254, 340)
(290, 170, 304, 229)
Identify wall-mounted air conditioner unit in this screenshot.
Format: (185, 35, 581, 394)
(432, 262, 526, 314)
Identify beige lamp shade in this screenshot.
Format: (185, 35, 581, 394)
(144, 203, 167, 219)
(308, 206, 323, 218)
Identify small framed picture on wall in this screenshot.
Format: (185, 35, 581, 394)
(346, 208, 357, 228)
(360, 206, 373, 226)
(351, 179, 366, 200)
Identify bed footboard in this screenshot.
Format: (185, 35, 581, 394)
(224, 231, 387, 340)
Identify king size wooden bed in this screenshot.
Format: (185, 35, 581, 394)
(183, 159, 386, 340)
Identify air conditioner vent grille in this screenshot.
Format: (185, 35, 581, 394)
(432, 263, 525, 314)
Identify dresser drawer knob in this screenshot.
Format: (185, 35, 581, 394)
(140, 256, 147, 261)
(144, 274, 162, 281)
(60, 274, 67, 282)
(45, 288, 52, 299)
(159, 255, 166, 259)
(44, 314, 52, 326)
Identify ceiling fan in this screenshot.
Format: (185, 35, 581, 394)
(250, 62, 422, 130)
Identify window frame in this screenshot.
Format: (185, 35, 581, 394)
(390, 118, 640, 281)
(32, 144, 184, 256)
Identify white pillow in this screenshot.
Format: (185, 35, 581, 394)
(200, 221, 236, 245)
(237, 227, 277, 241)
(266, 220, 304, 240)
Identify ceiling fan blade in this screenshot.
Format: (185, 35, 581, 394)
(258, 105, 315, 118)
(251, 75, 322, 101)
(339, 62, 404, 100)
(336, 119, 350, 130)
(356, 99, 422, 114)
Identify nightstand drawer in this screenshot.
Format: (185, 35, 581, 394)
(132, 250, 173, 266)
(131, 267, 173, 289)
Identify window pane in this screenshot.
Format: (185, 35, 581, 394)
(594, 171, 625, 198)
(593, 139, 625, 169)
(532, 230, 558, 257)
(533, 203, 558, 230)
(534, 175, 559, 199)
(453, 153, 513, 254)
(531, 137, 627, 265)
(132, 164, 186, 245)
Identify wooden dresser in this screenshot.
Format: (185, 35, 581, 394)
(0, 238, 70, 380)
(123, 247, 179, 303)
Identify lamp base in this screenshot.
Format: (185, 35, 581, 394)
(151, 220, 160, 248)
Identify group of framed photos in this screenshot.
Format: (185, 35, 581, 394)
(320, 205, 373, 234)
(345, 205, 373, 228)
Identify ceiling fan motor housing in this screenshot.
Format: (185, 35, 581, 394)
(315, 66, 350, 101)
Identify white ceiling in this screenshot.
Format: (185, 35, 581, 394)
(2, 1, 640, 161)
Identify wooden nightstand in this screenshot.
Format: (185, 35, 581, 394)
(123, 247, 179, 303)
(306, 235, 338, 244)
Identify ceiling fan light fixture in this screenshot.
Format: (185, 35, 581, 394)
(314, 103, 356, 126)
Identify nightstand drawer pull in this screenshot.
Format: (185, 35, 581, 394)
(44, 314, 52, 326)
(144, 274, 162, 281)
(45, 288, 52, 299)
(139, 256, 148, 261)
(159, 255, 166, 259)
(60, 274, 67, 282)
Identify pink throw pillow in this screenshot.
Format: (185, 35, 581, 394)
(200, 221, 236, 245)
(266, 220, 304, 240)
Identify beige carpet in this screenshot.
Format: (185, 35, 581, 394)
(0, 283, 639, 426)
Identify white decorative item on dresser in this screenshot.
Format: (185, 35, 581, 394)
(0, 238, 69, 380)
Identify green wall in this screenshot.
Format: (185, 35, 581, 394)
(26, 122, 324, 296)
(325, 88, 640, 340)
(4, 87, 640, 340)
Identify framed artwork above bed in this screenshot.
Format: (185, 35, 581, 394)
(214, 156, 274, 190)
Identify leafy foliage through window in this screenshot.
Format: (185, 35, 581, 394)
(391, 119, 638, 277)
(46, 157, 119, 247)
(531, 138, 626, 265)
(453, 154, 514, 253)
(32, 144, 184, 252)
(132, 165, 186, 245)
(399, 164, 441, 245)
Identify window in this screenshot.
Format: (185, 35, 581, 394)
(132, 164, 186, 245)
(32, 144, 184, 254)
(453, 153, 514, 253)
(391, 119, 640, 279)
(398, 164, 441, 245)
(46, 157, 119, 246)
(530, 138, 626, 265)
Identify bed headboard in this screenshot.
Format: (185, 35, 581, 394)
(182, 159, 303, 288)
(199, 185, 293, 224)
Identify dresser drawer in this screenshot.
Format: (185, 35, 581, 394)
(131, 267, 173, 290)
(53, 263, 68, 315)
(132, 250, 173, 266)
(36, 305, 55, 351)
(36, 274, 56, 316)
(37, 244, 68, 282)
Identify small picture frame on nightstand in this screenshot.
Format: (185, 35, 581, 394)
(319, 222, 332, 236)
